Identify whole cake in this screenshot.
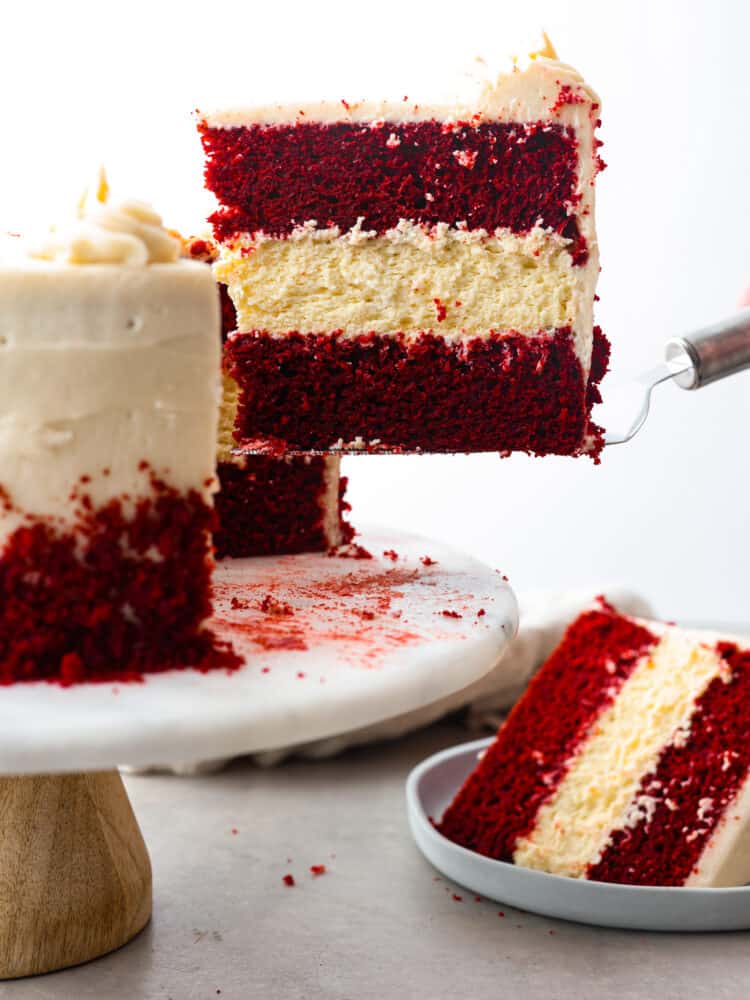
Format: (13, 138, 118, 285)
(439, 601, 750, 887)
(184, 236, 354, 558)
(0, 182, 237, 683)
(198, 37, 608, 458)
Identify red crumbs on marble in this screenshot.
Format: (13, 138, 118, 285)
(383, 549, 399, 562)
(282, 874, 295, 887)
(328, 543, 373, 560)
(441, 610, 462, 619)
(211, 562, 457, 670)
(452, 894, 463, 902)
(310, 864, 327, 877)
(420, 556, 437, 567)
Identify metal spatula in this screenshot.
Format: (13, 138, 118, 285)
(599, 308, 750, 446)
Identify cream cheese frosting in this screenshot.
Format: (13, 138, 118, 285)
(0, 181, 221, 538)
(30, 174, 181, 266)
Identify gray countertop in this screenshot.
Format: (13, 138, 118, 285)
(2, 721, 747, 1000)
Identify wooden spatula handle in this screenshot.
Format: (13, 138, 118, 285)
(666, 308, 750, 389)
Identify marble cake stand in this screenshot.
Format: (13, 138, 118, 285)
(0, 527, 517, 978)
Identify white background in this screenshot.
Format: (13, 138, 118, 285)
(1, 0, 748, 624)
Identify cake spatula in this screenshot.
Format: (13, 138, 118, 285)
(599, 308, 750, 446)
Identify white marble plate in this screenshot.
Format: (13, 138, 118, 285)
(0, 529, 517, 774)
(407, 737, 750, 931)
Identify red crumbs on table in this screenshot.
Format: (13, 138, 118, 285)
(310, 864, 327, 876)
(420, 556, 437, 566)
(441, 610, 462, 619)
(282, 874, 295, 887)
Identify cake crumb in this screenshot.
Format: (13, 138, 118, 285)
(383, 549, 399, 561)
(441, 610, 462, 619)
(420, 555, 437, 566)
(282, 874, 295, 887)
(452, 894, 463, 902)
(310, 864, 327, 877)
(328, 542, 373, 560)
(259, 594, 294, 616)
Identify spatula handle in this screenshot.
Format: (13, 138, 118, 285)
(666, 308, 750, 389)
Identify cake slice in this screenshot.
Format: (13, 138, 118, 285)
(0, 184, 238, 683)
(198, 37, 608, 458)
(184, 236, 354, 558)
(438, 601, 750, 887)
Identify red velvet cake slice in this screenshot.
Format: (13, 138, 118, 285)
(184, 236, 354, 558)
(215, 374, 353, 558)
(438, 601, 750, 886)
(0, 184, 238, 683)
(199, 37, 608, 458)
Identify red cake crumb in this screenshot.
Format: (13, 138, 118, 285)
(0, 472, 239, 684)
(477, 609, 486, 617)
(214, 456, 353, 559)
(438, 606, 658, 860)
(441, 610, 462, 619)
(452, 894, 463, 902)
(383, 549, 399, 561)
(421, 555, 437, 566)
(282, 874, 295, 887)
(588, 643, 750, 886)
(226, 328, 609, 459)
(200, 119, 586, 260)
(434, 298, 447, 322)
(259, 594, 294, 616)
(310, 864, 327, 877)
(328, 542, 373, 560)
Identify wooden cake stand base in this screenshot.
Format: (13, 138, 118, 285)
(0, 771, 151, 979)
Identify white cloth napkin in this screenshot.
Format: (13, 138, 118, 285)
(140, 587, 651, 774)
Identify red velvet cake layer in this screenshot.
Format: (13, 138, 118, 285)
(438, 606, 658, 860)
(214, 457, 353, 559)
(587, 644, 750, 886)
(0, 474, 239, 684)
(200, 121, 583, 255)
(224, 327, 609, 459)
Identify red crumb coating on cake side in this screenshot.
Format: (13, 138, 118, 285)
(587, 644, 750, 886)
(437, 606, 658, 860)
(199, 120, 585, 260)
(225, 327, 609, 459)
(0, 474, 239, 684)
(214, 457, 353, 559)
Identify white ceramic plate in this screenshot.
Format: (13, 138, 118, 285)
(406, 737, 750, 931)
(0, 529, 517, 774)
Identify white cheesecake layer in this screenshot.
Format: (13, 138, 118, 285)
(216, 221, 594, 364)
(512, 628, 731, 879)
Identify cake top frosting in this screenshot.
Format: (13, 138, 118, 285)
(199, 34, 600, 128)
(29, 169, 181, 267)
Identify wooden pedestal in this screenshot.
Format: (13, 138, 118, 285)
(0, 770, 152, 979)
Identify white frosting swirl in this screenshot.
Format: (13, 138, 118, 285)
(31, 189, 180, 267)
